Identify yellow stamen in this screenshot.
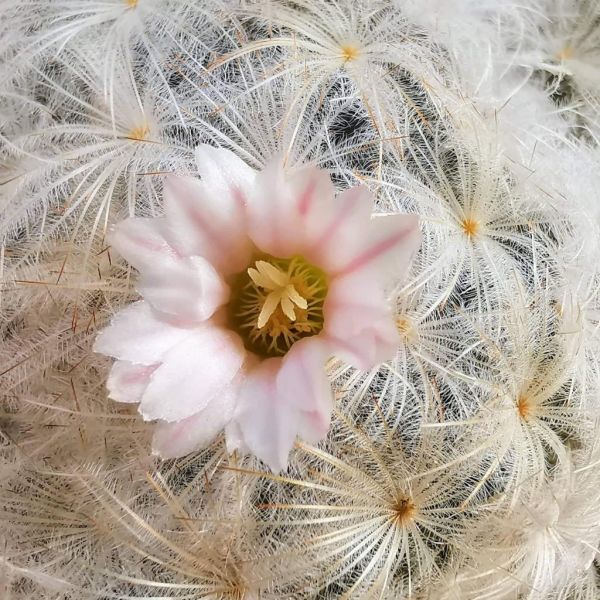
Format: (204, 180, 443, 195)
(126, 0, 139, 8)
(229, 255, 328, 358)
(248, 260, 288, 290)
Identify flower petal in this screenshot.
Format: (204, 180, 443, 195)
(224, 419, 251, 456)
(247, 162, 337, 258)
(232, 359, 297, 472)
(246, 161, 410, 278)
(151, 384, 239, 459)
(162, 145, 255, 274)
(138, 255, 230, 324)
(296, 410, 331, 445)
(94, 301, 193, 365)
(107, 360, 159, 404)
(109, 217, 177, 273)
(304, 185, 374, 270)
(332, 213, 420, 279)
(139, 325, 245, 423)
(323, 272, 400, 370)
(195, 144, 256, 194)
(276, 337, 333, 442)
(325, 319, 398, 371)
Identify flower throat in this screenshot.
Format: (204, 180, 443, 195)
(228, 255, 328, 358)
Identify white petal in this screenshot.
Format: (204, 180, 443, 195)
(139, 325, 245, 422)
(323, 271, 399, 370)
(109, 217, 177, 273)
(163, 146, 255, 274)
(232, 359, 297, 472)
(107, 360, 158, 404)
(138, 255, 230, 323)
(296, 410, 331, 445)
(94, 301, 193, 365)
(224, 419, 250, 456)
(325, 321, 398, 371)
(151, 384, 239, 459)
(276, 336, 333, 436)
(195, 144, 256, 195)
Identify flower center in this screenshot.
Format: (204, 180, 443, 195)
(228, 255, 328, 358)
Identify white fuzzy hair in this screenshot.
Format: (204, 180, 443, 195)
(1, 1, 600, 598)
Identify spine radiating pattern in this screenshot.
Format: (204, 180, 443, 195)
(1, 1, 600, 598)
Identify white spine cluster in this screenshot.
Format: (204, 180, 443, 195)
(1, 0, 600, 598)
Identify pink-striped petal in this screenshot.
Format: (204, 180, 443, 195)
(247, 162, 337, 258)
(106, 361, 158, 404)
(195, 145, 256, 196)
(162, 146, 255, 274)
(139, 325, 245, 423)
(151, 384, 239, 459)
(323, 271, 400, 369)
(332, 213, 420, 278)
(303, 185, 374, 271)
(93, 301, 193, 365)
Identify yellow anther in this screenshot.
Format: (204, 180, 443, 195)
(230, 255, 328, 358)
(248, 261, 308, 328)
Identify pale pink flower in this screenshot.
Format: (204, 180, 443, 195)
(94, 145, 420, 471)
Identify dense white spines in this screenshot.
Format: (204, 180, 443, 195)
(243, 416, 472, 598)
(2, 0, 600, 598)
